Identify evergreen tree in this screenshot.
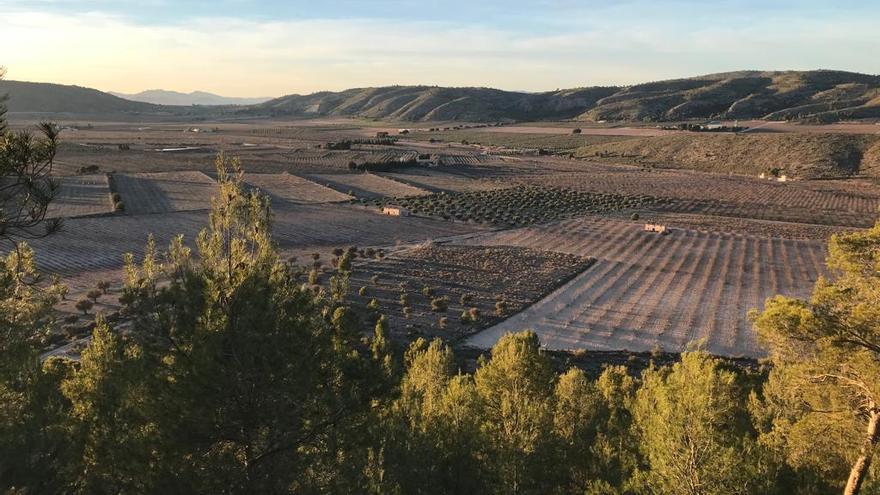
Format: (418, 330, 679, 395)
(473, 331, 556, 495)
(63, 154, 385, 493)
(0, 67, 61, 241)
(633, 351, 771, 495)
(0, 242, 70, 491)
(752, 222, 880, 495)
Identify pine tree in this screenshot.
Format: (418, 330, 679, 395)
(65, 154, 384, 492)
(752, 222, 880, 495)
(633, 351, 770, 495)
(473, 331, 556, 495)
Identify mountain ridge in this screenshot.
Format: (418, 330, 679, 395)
(3, 70, 880, 122)
(110, 89, 272, 106)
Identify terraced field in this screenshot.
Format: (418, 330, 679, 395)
(243, 172, 352, 204)
(112, 171, 218, 214)
(46, 174, 113, 218)
(522, 170, 880, 227)
(344, 244, 593, 342)
(12, 203, 481, 279)
(308, 173, 429, 198)
(381, 168, 502, 193)
(461, 216, 827, 357)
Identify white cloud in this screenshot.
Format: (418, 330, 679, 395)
(1, 9, 878, 96)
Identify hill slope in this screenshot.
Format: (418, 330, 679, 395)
(111, 89, 272, 106)
(4, 70, 880, 122)
(580, 70, 880, 123)
(574, 133, 880, 179)
(0, 80, 162, 114)
(250, 86, 617, 122)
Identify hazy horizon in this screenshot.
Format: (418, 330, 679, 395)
(2, 0, 879, 97)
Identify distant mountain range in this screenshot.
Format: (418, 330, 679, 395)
(110, 89, 272, 106)
(3, 70, 880, 122)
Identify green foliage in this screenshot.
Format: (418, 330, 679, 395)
(752, 221, 880, 494)
(368, 185, 662, 227)
(1, 69, 61, 240)
(633, 351, 771, 495)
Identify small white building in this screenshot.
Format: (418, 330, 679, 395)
(381, 206, 410, 217)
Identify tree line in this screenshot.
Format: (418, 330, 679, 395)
(1, 89, 879, 493)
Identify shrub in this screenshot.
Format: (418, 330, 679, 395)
(114, 201, 125, 211)
(431, 297, 449, 312)
(422, 286, 435, 297)
(371, 275, 380, 286)
(495, 300, 508, 316)
(631, 212, 640, 221)
(75, 298, 93, 315)
(308, 268, 319, 285)
(97, 280, 111, 294)
(571, 128, 582, 134)
(399, 293, 410, 307)
(86, 288, 102, 303)
(438, 316, 448, 328)
(358, 286, 368, 297)
(460, 293, 473, 305)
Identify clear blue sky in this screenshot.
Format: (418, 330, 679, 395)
(2, 0, 878, 96)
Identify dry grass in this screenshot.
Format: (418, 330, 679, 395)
(574, 132, 880, 179)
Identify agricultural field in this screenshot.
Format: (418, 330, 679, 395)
(111, 171, 218, 214)
(46, 174, 113, 218)
(340, 244, 593, 342)
(308, 173, 429, 198)
(243, 172, 353, 204)
(9, 116, 879, 362)
(381, 168, 502, 193)
(409, 130, 636, 153)
(364, 185, 665, 227)
(521, 170, 880, 228)
(16, 202, 482, 280)
(460, 216, 827, 357)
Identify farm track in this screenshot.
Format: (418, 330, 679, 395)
(460, 216, 827, 357)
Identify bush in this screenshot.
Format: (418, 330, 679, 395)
(431, 297, 449, 313)
(86, 288, 102, 303)
(571, 128, 582, 134)
(114, 201, 125, 212)
(308, 268, 319, 285)
(460, 293, 473, 305)
(631, 212, 640, 221)
(422, 286, 435, 297)
(97, 280, 111, 294)
(358, 286, 368, 297)
(75, 298, 93, 315)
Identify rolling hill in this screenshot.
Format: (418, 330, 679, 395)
(0, 80, 162, 115)
(3, 70, 880, 122)
(111, 89, 272, 106)
(574, 132, 880, 179)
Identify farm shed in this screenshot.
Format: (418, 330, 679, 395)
(644, 223, 669, 234)
(381, 206, 410, 217)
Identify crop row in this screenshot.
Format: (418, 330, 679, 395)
(364, 185, 665, 227)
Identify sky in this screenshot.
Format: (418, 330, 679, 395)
(1, 0, 879, 97)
